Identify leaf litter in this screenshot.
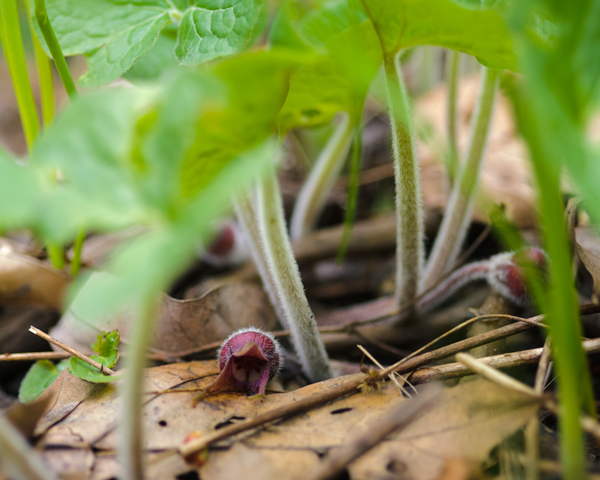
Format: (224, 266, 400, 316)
(28, 357, 538, 480)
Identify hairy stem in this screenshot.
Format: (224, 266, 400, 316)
(291, 112, 352, 241)
(234, 193, 286, 323)
(34, 0, 77, 99)
(256, 164, 333, 381)
(423, 67, 499, 291)
(119, 296, 157, 480)
(446, 50, 460, 184)
(383, 53, 424, 310)
(0, 0, 40, 150)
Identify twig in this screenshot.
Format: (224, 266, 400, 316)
(178, 374, 366, 457)
(455, 351, 600, 444)
(178, 336, 600, 458)
(28, 326, 117, 375)
(303, 385, 443, 480)
(0, 351, 70, 361)
(0, 351, 169, 362)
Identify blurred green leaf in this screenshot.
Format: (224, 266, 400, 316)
(69, 357, 122, 383)
(123, 34, 179, 83)
(361, 0, 516, 69)
(278, 20, 380, 132)
(91, 330, 120, 367)
(18, 360, 68, 403)
(181, 49, 306, 196)
(30, 0, 264, 87)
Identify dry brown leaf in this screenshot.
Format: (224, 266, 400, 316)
(34, 360, 537, 480)
(348, 379, 537, 480)
(0, 241, 70, 310)
(50, 279, 276, 355)
(416, 73, 538, 228)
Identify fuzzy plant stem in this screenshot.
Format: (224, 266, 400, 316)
(119, 296, 157, 480)
(422, 67, 499, 291)
(416, 260, 489, 315)
(446, 50, 460, 184)
(0, 0, 40, 150)
(290, 112, 353, 241)
(383, 52, 424, 310)
(255, 164, 333, 381)
(234, 193, 286, 323)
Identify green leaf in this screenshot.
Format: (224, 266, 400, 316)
(69, 140, 277, 321)
(180, 49, 305, 196)
(123, 34, 179, 83)
(299, 0, 368, 47)
(278, 21, 381, 132)
(19, 360, 68, 403)
(91, 330, 120, 367)
(32, 0, 264, 87)
(69, 357, 122, 383)
(361, 0, 516, 69)
(175, 0, 263, 66)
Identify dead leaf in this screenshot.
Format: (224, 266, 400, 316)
(348, 379, 537, 480)
(567, 199, 600, 303)
(50, 277, 276, 355)
(0, 241, 70, 310)
(34, 361, 537, 480)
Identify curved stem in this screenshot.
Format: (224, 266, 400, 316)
(416, 260, 489, 315)
(290, 112, 352, 241)
(383, 52, 424, 310)
(446, 49, 460, 184)
(0, 0, 40, 150)
(256, 164, 333, 381)
(119, 296, 157, 480)
(34, 0, 77, 99)
(423, 67, 499, 291)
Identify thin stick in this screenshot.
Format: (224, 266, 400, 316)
(0, 351, 69, 361)
(455, 350, 600, 445)
(0, 351, 168, 362)
(178, 337, 600, 458)
(28, 326, 117, 375)
(304, 385, 443, 480)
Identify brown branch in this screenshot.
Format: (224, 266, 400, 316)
(0, 352, 70, 361)
(303, 385, 443, 480)
(28, 326, 117, 375)
(178, 332, 600, 458)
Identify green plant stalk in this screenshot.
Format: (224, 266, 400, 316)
(383, 52, 424, 310)
(446, 49, 460, 184)
(34, 0, 84, 274)
(46, 242, 65, 269)
(25, 2, 54, 125)
(336, 113, 363, 263)
(256, 164, 333, 381)
(118, 296, 157, 480)
(34, 0, 77, 99)
(70, 229, 85, 275)
(290, 112, 352, 241)
(0, 0, 40, 150)
(511, 89, 594, 480)
(423, 67, 499, 291)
